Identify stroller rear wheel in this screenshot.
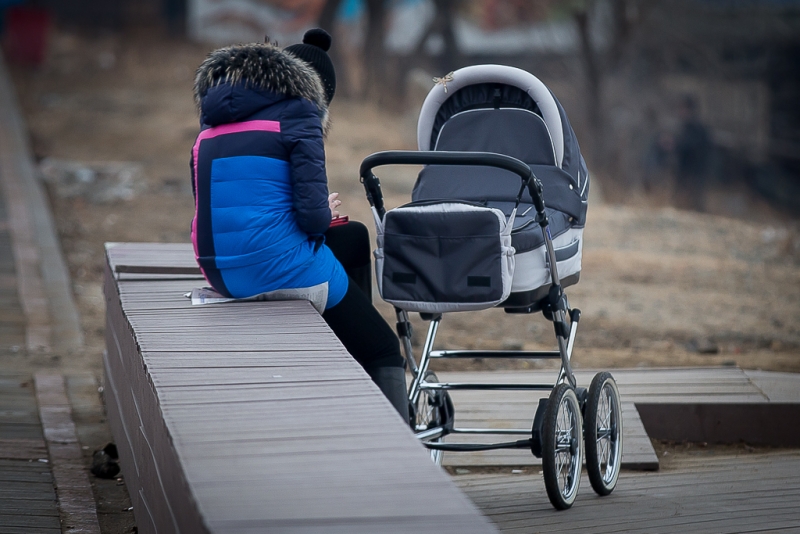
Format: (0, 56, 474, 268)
(413, 371, 453, 465)
(584, 372, 622, 496)
(542, 383, 583, 510)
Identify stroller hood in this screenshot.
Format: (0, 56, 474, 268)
(415, 65, 589, 226)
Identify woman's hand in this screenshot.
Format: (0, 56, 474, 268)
(328, 192, 342, 219)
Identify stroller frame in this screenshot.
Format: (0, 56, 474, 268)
(360, 150, 622, 510)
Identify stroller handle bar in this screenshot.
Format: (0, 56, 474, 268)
(359, 150, 547, 224)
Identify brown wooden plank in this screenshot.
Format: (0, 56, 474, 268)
(127, 313, 323, 327)
(0, 501, 60, 515)
(0, 459, 60, 532)
(115, 265, 202, 275)
(742, 369, 800, 402)
(0, 439, 47, 459)
(205, 516, 502, 534)
(139, 352, 357, 368)
(0, 516, 61, 532)
(105, 242, 195, 268)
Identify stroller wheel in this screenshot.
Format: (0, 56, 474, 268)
(584, 372, 622, 496)
(413, 371, 453, 466)
(542, 383, 583, 510)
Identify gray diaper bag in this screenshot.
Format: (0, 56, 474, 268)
(373, 201, 515, 313)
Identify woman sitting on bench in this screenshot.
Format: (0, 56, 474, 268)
(189, 29, 409, 423)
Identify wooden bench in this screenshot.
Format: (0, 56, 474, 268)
(103, 242, 497, 534)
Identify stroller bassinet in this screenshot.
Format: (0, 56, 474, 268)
(413, 65, 589, 306)
(358, 65, 621, 511)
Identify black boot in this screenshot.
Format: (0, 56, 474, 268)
(369, 366, 410, 425)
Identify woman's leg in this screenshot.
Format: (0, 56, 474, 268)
(325, 221, 372, 299)
(322, 278, 408, 422)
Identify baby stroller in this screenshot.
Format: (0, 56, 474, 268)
(359, 65, 622, 510)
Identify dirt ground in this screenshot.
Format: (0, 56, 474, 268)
(10, 28, 800, 376)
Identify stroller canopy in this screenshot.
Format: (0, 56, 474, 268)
(414, 65, 589, 230)
(418, 65, 582, 169)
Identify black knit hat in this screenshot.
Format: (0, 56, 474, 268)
(285, 29, 336, 104)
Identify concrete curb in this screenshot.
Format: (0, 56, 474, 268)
(35, 373, 101, 533)
(0, 51, 83, 353)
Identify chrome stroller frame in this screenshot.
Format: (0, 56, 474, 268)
(360, 150, 622, 510)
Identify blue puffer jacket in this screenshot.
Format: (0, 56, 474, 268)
(190, 43, 347, 309)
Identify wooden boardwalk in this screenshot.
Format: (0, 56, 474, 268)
(0, 51, 99, 533)
(104, 242, 497, 534)
(439, 367, 800, 469)
(0, 51, 82, 354)
(0, 374, 60, 534)
(439, 369, 800, 531)
(0, 178, 25, 352)
(104, 242, 800, 533)
(454, 450, 800, 533)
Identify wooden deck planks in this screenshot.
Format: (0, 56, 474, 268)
(104, 242, 497, 534)
(434, 367, 799, 468)
(742, 369, 800, 402)
(0, 174, 25, 351)
(455, 451, 800, 533)
(0, 53, 83, 353)
(0, 375, 61, 534)
(437, 369, 769, 399)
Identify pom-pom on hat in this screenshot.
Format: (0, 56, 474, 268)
(285, 28, 336, 104)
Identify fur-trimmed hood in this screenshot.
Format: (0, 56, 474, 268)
(194, 43, 330, 133)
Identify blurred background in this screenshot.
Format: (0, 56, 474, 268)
(2, 0, 799, 216)
(1, 0, 798, 373)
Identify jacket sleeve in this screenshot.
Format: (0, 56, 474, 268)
(282, 99, 331, 236)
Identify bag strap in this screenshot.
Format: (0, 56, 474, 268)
(506, 172, 535, 233)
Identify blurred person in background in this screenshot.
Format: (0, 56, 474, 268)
(673, 94, 712, 211)
(642, 106, 674, 195)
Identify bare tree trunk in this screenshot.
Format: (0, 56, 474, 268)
(436, 0, 461, 72)
(608, 0, 633, 68)
(411, 0, 462, 73)
(576, 0, 639, 174)
(363, 0, 387, 100)
(317, 0, 350, 97)
(574, 8, 603, 164)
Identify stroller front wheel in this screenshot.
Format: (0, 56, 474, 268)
(584, 372, 622, 496)
(542, 383, 583, 510)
